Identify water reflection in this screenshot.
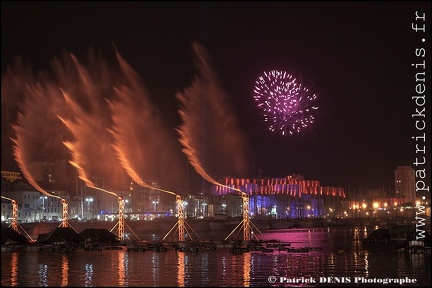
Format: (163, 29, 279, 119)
(243, 252, 251, 287)
(61, 254, 68, 287)
(10, 252, 18, 286)
(118, 250, 127, 286)
(1, 227, 430, 287)
(177, 251, 185, 286)
(38, 263, 48, 287)
(85, 263, 93, 286)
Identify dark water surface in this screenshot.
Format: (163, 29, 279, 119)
(1, 227, 430, 287)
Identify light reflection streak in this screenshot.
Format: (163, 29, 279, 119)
(243, 252, 251, 287)
(61, 254, 68, 287)
(357, 227, 371, 277)
(199, 253, 210, 284)
(118, 250, 128, 286)
(10, 252, 18, 286)
(151, 253, 159, 283)
(364, 250, 369, 276)
(353, 227, 360, 272)
(328, 253, 335, 273)
(38, 264, 48, 287)
(220, 255, 227, 277)
(85, 263, 93, 287)
(177, 252, 185, 287)
(407, 253, 426, 270)
(363, 226, 369, 238)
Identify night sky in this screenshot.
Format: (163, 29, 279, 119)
(1, 1, 431, 191)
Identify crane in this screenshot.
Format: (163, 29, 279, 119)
(1, 196, 35, 242)
(224, 191, 263, 242)
(162, 194, 201, 242)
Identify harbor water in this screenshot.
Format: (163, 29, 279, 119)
(1, 226, 431, 287)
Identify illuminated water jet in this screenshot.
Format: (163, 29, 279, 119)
(9, 75, 73, 230)
(109, 47, 198, 242)
(176, 42, 259, 241)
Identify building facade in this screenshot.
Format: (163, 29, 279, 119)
(395, 166, 416, 204)
(210, 175, 346, 219)
(1, 182, 69, 223)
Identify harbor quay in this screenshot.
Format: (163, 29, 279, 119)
(9, 218, 397, 239)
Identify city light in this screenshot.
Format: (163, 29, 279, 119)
(85, 197, 93, 220)
(40, 196, 48, 220)
(152, 200, 159, 212)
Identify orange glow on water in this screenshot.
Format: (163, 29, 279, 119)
(10, 252, 18, 286)
(177, 252, 185, 287)
(61, 254, 69, 287)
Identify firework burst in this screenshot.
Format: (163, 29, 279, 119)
(253, 70, 318, 136)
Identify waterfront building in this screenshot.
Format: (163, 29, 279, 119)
(1, 181, 69, 223)
(210, 174, 345, 219)
(395, 166, 416, 205)
(6, 167, 421, 223)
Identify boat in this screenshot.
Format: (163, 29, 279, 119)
(396, 231, 431, 254)
(363, 225, 415, 244)
(145, 242, 168, 252)
(105, 246, 123, 250)
(363, 228, 393, 244)
(396, 240, 431, 254)
(229, 245, 249, 254)
(127, 245, 147, 252)
(362, 226, 419, 251)
(84, 244, 103, 251)
(285, 247, 313, 253)
(209, 214, 229, 231)
(176, 241, 217, 252)
(265, 242, 291, 251)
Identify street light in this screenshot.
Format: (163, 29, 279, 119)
(201, 202, 207, 217)
(152, 200, 158, 212)
(222, 203, 227, 211)
(183, 201, 188, 218)
(362, 203, 367, 218)
(125, 199, 129, 214)
(41, 196, 48, 221)
(85, 197, 93, 220)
